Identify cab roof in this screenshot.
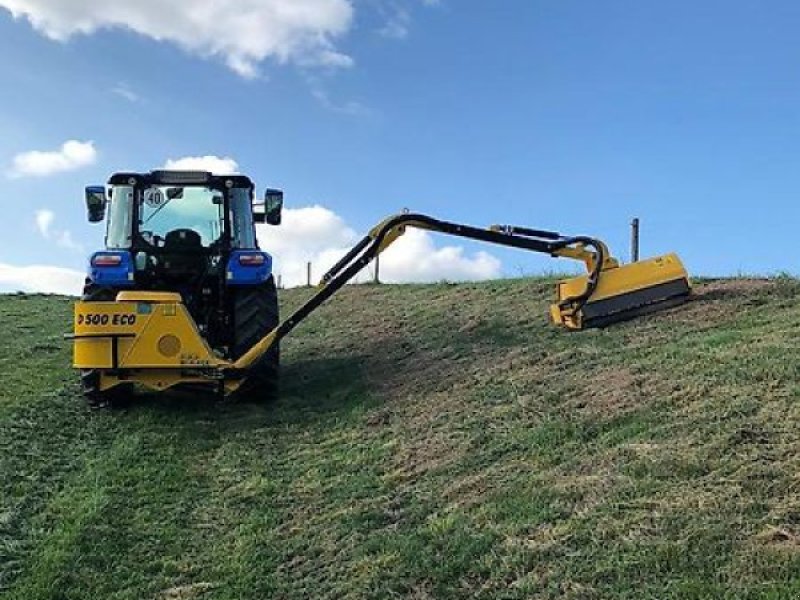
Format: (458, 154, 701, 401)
(107, 170, 254, 188)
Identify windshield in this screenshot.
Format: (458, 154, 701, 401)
(106, 185, 134, 249)
(138, 185, 224, 248)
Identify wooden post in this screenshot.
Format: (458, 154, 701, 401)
(306, 262, 312, 287)
(630, 218, 640, 263)
(277, 274, 282, 289)
(373, 254, 380, 284)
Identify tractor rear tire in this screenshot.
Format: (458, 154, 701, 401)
(232, 276, 280, 400)
(80, 370, 132, 409)
(81, 277, 117, 302)
(79, 278, 131, 407)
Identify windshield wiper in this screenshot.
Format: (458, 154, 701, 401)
(143, 196, 174, 225)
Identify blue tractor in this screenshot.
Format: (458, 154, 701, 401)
(81, 169, 283, 405)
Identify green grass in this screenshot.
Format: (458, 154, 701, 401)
(2, 277, 800, 599)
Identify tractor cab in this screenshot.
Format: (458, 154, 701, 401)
(85, 170, 282, 293)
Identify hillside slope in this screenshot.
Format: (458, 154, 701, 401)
(1, 278, 799, 599)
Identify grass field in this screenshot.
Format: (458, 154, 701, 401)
(2, 277, 800, 599)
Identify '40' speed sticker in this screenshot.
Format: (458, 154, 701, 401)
(143, 188, 165, 208)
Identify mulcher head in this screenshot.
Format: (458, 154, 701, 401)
(551, 253, 690, 330)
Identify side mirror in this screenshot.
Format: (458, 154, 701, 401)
(85, 186, 107, 223)
(264, 188, 283, 226)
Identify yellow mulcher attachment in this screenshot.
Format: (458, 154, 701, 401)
(72, 213, 690, 397)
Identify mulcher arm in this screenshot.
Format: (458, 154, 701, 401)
(73, 212, 689, 396)
(233, 213, 690, 373)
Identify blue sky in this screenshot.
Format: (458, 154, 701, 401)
(1, 0, 800, 292)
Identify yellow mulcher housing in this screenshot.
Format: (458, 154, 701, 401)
(72, 212, 690, 399)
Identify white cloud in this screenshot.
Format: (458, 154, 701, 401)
(258, 205, 357, 286)
(164, 155, 240, 174)
(378, 227, 502, 283)
(310, 86, 370, 116)
(0, 0, 354, 78)
(376, 0, 439, 40)
(112, 82, 140, 102)
(258, 205, 502, 287)
(302, 71, 372, 116)
(0, 262, 84, 295)
(378, 7, 410, 39)
(8, 139, 97, 178)
(34, 208, 84, 252)
(35, 209, 54, 237)
(55, 230, 84, 252)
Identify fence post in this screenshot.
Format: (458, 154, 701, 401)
(630, 217, 640, 263)
(306, 262, 312, 287)
(277, 274, 282, 289)
(373, 254, 380, 284)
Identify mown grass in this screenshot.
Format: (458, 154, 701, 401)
(1, 278, 800, 599)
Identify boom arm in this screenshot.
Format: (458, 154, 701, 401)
(232, 213, 618, 371)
